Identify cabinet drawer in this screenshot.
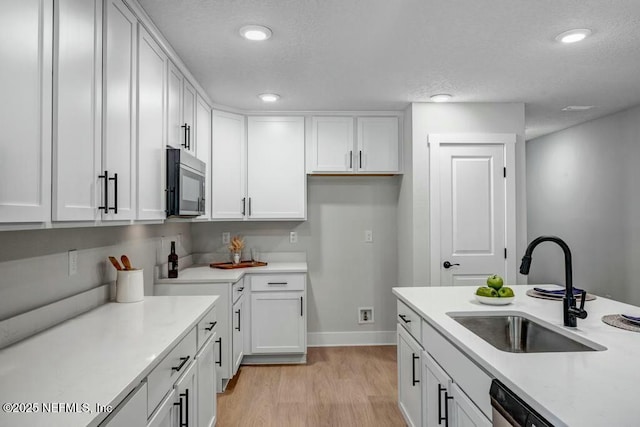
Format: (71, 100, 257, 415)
(422, 320, 492, 419)
(196, 306, 217, 351)
(250, 274, 305, 291)
(146, 327, 197, 417)
(397, 300, 421, 343)
(232, 278, 246, 303)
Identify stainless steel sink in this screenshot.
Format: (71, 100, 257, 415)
(448, 312, 606, 353)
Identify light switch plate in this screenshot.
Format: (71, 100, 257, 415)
(222, 232, 230, 245)
(68, 250, 78, 276)
(290, 231, 297, 244)
(365, 230, 373, 243)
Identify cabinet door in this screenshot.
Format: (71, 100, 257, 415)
(423, 351, 454, 427)
(309, 116, 354, 173)
(397, 325, 422, 427)
(137, 24, 166, 220)
(103, 0, 137, 221)
(450, 383, 491, 427)
(251, 291, 305, 353)
(52, 0, 101, 221)
(167, 62, 183, 150)
(356, 117, 399, 173)
(196, 335, 216, 427)
(0, 0, 52, 223)
(147, 389, 177, 427)
(195, 95, 212, 220)
(100, 382, 147, 426)
(247, 116, 306, 220)
(211, 110, 246, 219)
(174, 360, 197, 427)
(232, 294, 245, 374)
(183, 80, 197, 154)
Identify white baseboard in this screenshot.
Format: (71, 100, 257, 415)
(307, 331, 396, 347)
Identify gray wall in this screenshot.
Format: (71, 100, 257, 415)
(398, 102, 527, 286)
(526, 105, 640, 304)
(191, 176, 400, 337)
(0, 222, 192, 320)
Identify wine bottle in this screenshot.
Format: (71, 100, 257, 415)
(168, 241, 178, 278)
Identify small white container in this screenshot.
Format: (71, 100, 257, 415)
(116, 269, 144, 303)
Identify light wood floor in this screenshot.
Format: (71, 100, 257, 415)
(217, 346, 405, 426)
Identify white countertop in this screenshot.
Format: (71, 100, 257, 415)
(155, 262, 308, 284)
(393, 285, 640, 427)
(0, 296, 217, 427)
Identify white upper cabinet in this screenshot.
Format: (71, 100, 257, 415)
(136, 24, 167, 221)
(309, 117, 354, 173)
(0, 0, 52, 223)
(195, 95, 212, 220)
(167, 62, 183, 151)
(211, 110, 246, 220)
(52, 0, 102, 222)
(182, 80, 197, 155)
(307, 116, 401, 174)
(247, 116, 306, 220)
(356, 117, 400, 173)
(102, 0, 137, 221)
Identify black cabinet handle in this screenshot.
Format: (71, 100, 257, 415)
(98, 170, 109, 214)
(205, 321, 217, 331)
(172, 355, 190, 372)
(411, 353, 419, 386)
(268, 282, 288, 286)
(398, 314, 411, 323)
(187, 125, 191, 150)
(438, 385, 445, 425)
(173, 398, 183, 426)
(248, 197, 252, 216)
(349, 150, 353, 169)
(359, 150, 362, 168)
(238, 287, 244, 292)
(215, 337, 222, 366)
(174, 390, 188, 427)
(109, 173, 118, 214)
(242, 197, 246, 216)
(444, 391, 453, 427)
(181, 123, 188, 149)
(300, 296, 303, 316)
(235, 309, 241, 331)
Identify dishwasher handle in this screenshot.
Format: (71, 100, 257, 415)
(490, 380, 552, 427)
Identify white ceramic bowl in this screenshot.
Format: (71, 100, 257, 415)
(475, 294, 514, 305)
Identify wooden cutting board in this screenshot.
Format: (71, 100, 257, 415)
(210, 261, 268, 269)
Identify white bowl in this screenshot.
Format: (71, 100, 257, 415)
(475, 294, 514, 305)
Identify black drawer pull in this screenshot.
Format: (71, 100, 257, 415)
(411, 353, 419, 386)
(172, 355, 190, 372)
(398, 314, 411, 323)
(215, 337, 222, 366)
(205, 321, 217, 331)
(268, 282, 288, 285)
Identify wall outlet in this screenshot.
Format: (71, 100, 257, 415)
(290, 231, 297, 244)
(358, 307, 374, 324)
(222, 232, 230, 245)
(68, 250, 78, 276)
(364, 230, 373, 243)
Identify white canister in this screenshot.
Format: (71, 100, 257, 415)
(116, 269, 144, 303)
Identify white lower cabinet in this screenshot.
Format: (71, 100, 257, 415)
(174, 360, 197, 427)
(196, 335, 217, 427)
(147, 389, 178, 427)
(397, 324, 423, 427)
(101, 382, 147, 426)
(232, 292, 246, 374)
(450, 383, 491, 427)
(423, 351, 453, 427)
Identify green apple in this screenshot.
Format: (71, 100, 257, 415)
(476, 286, 499, 297)
(486, 274, 504, 290)
(498, 287, 514, 298)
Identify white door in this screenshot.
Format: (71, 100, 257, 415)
(450, 383, 491, 427)
(356, 117, 399, 173)
(195, 95, 211, 220)
(103, 0, 137, 221)
(211, 110, 246, 220)
(397, 325, 422, 427)
(137, 24, 166, 220)
(196, 335, 216, 427)
(251, 291, 305, 353)
(247, 116, 306, 219)
(423, 351, 453, 427)
(183, 80, 197, 154)
(310, 116, 354, 173)
(430, 134, 516, 287)
(0, 0, 52, 223)
(167, 62, 183, 150)
(52, 0, 102, 222)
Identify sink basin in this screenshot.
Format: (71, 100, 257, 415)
(448, 312, 606, 353)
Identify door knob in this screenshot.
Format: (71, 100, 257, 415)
(443, 261, 460, 269)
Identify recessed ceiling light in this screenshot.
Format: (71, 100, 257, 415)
(430, 94, 452, 102)
(239, 25, 272, 41)
(259, 93, 280, 102)
(555, 29, 592, 44)
(562, 105, 594, 111)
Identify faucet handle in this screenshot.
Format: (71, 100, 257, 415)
(579, 290, 587, 311)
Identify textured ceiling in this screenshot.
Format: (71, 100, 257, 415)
(138, 0, 640, 139)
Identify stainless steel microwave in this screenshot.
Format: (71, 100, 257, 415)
(166, 148, 206, 218)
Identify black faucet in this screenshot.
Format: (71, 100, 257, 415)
(519, 236, 587, 327)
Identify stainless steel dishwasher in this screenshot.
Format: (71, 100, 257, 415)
(490, 380, 553, 427)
